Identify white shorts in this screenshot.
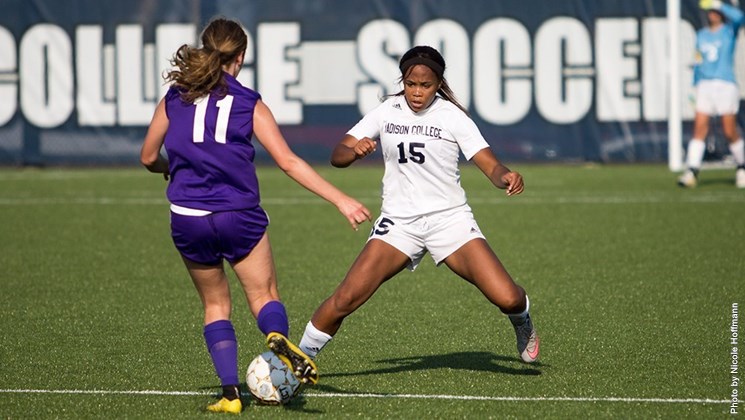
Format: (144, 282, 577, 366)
(368, 205, 486, 271)
(695, 80, 740, 116)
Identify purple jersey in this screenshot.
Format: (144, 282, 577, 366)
(164, 73, 262, 211)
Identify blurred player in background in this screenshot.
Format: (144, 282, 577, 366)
(679, 0, 745, 188)
(140, 17, 371, 413)
(298, 46, 540, 365)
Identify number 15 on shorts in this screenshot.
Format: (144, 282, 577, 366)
(371, 217, 395, 236)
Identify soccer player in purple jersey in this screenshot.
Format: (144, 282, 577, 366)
(140, 18, 371, 414)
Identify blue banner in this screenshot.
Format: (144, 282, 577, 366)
(0, 0, 737, 164)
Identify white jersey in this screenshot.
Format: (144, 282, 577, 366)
(347, 95, 489, 218)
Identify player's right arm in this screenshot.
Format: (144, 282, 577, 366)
(330, 135, 377, 168)
(332, 100, 385, 167)
(140, 97, 170, 180)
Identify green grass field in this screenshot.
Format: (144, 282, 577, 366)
(0, 164, 742, 419)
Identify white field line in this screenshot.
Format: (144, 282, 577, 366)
(0, 389, 728, 405)
(0, 194, 743, 206)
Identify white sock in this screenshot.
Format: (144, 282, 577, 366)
(729, 139, 745, 166)
(508, 295, 530, 325)
(299, 321, 332, 360)
(685, 139, 706, 169)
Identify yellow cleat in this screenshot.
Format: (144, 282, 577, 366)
(266, 332, 319, 385)
(206, 397, 242, 414)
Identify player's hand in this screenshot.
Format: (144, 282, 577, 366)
(337, 196, 372, 231)
(699, 0, 722, 10)
(501, 171, 524, 196)
(353, 138, 377, 160)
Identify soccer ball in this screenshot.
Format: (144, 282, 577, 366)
(246, 351, 300, 405)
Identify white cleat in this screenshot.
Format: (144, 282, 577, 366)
(736, 168, 745, 189)
(677, 169, 698, 188)
(513, 314, 540, 363)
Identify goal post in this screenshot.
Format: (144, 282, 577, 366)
(668, 0, 684, 172)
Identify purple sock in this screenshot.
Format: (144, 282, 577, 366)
(257, 301, 289, 337)
(203, 320, 239, 387)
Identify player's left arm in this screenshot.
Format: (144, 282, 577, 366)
(253, 100, 372, 230)
(471, 148, 524, 196)
(721, 2, 745, 30)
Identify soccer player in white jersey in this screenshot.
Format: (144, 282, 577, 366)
(679, 0, 745, 188)
(298, 45, 540, 364)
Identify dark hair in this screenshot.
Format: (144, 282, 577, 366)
(388, 45, 469, 115)
(165, 17, 247, 103)
(707, 8, 726, 22)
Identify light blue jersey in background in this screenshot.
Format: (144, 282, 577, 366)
(694, 3, 745, 85)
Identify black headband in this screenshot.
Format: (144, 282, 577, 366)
(399, 57, 445, 79)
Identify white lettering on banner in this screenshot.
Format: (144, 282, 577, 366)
(0, 26, 17, 126)
(20, 24, 73, 128)
(473, 18, 533, 125)
(535, 17, 594, 124)
(116, 25, 153, 126)
(103, 45, 115, 101)
(596, 19, 641, 122)
(77, 26, 116, 126)
(643, 19, 696, 121)
(155, 24, 198, 97)
(287, 41, 367, 104)
(356, 19, 410, 116)
(414, 19, 471, 107)
(258, 22, 301, 124)
(642, 19, 669, 122)
(235, 25, 255, 90)
(0, 16, 726, 129)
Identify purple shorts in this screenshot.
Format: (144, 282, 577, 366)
(170, 206, 269, 266)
